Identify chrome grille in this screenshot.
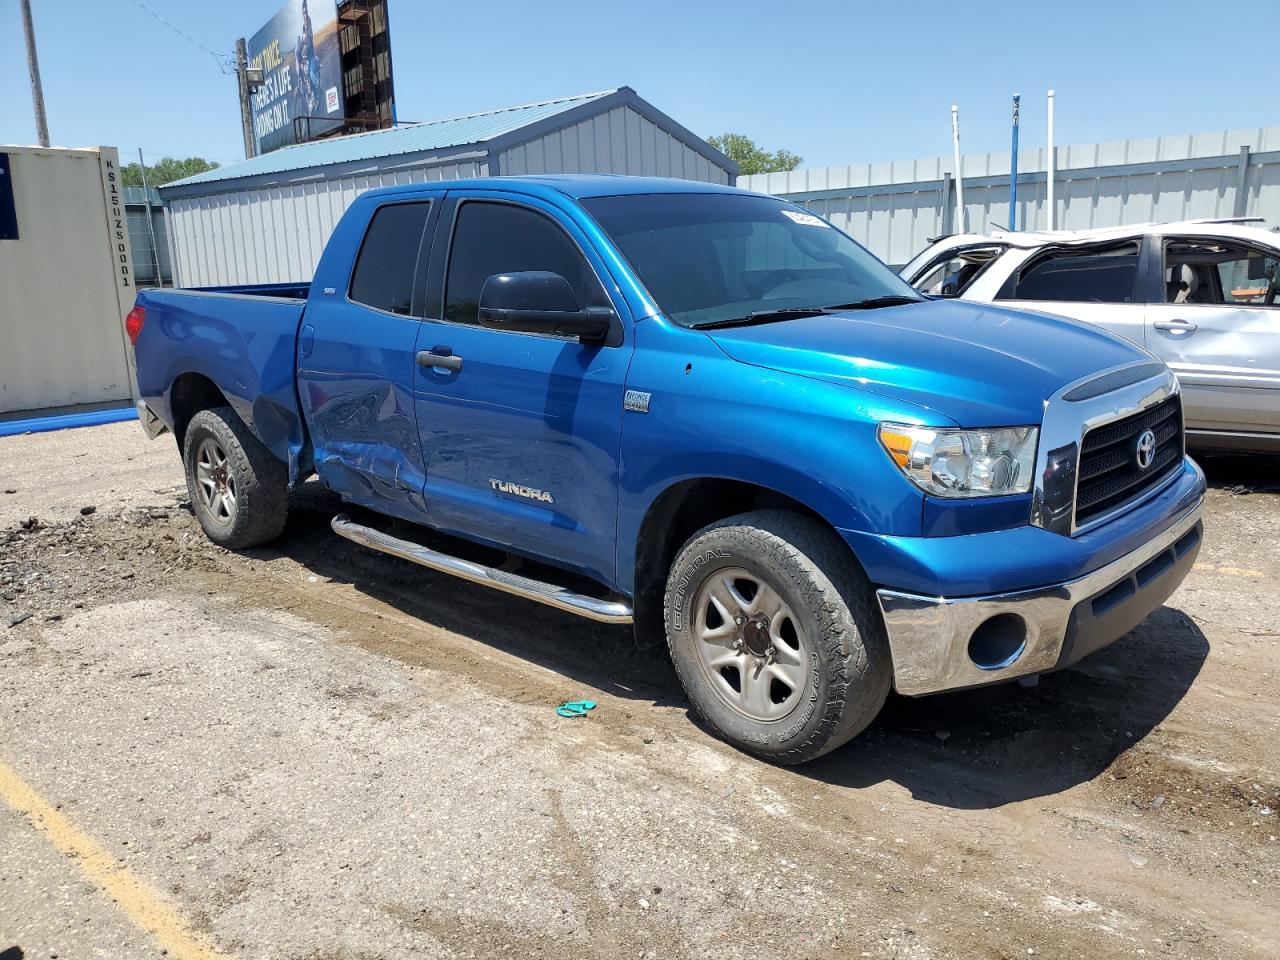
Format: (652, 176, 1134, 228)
(1075, 395, 1182, 526)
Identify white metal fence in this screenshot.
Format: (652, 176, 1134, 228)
(738, 127, 1280, 266)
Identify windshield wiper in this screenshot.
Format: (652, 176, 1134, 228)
(694, 307, 831, 329)
(694, 296, 922, 330)
(823, 295, 922, 310)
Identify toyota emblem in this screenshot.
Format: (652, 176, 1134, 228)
(1134, 429, 1157, 470)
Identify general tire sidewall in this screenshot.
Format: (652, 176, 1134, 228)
(666, 537, 844, 759)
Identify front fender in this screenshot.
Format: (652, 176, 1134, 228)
(616, 318, 937, 594)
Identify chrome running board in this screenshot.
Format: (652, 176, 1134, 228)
(330, 514, 634, 625)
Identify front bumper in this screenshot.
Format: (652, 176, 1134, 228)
(876, 496, 1203, 696)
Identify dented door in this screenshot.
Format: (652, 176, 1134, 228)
(297, 197, 439, 523)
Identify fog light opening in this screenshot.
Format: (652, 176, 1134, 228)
(968, 613, 1028, 671)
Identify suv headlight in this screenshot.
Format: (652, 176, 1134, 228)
(878, 423, 1038, 498)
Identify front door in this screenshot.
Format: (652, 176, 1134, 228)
(1146, 237, 1280, 438)
(992, 239, 1149, 348)
(413, 193, 633, 586)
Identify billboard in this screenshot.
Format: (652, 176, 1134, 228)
(248, 0, 344, 155)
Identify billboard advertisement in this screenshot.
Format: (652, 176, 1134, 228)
(248, 0, 343, 155)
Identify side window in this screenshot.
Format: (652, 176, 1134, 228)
(911, 245, 1005, 297)
(444, 201, 605, 327)
(1164, 239, 1280, 306)
(1001, 242, 1141, 303)
(349, 202, 431, 315)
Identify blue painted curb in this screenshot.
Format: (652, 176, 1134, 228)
(0, 406, 138, 438)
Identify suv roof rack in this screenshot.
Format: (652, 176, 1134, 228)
(1182, 217, 1266, 225)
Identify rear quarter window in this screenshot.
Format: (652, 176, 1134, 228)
(349, 202, 431, 315)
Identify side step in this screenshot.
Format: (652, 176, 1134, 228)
(330, 514, 634, 625)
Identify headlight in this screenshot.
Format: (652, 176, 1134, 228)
(878, 423, 1038, 498)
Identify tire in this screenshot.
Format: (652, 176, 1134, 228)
(663, 510, 891, 764)
(182, 406, 288, 549)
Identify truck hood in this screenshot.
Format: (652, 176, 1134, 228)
(705, 299, 1150, 426)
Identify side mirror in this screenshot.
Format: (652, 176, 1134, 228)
(477, 271, 614, 342)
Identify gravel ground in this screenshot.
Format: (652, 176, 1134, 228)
(1, 422, 1277, 960)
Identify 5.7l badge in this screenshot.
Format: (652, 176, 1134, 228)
(489, 479, 554, 503)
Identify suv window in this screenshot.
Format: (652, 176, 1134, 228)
(1002, 242, 1141, 303)
(1164, 239, 1280, 306)
(444, 201, 605, 327)
(911, 245, 1005, 297)
(349, 202, 431, 315)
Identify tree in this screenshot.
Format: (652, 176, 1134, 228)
(706, 133, 802, 176)
(121, 156, 220, 188)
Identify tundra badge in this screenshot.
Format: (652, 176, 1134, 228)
(490, 479, 554, 503)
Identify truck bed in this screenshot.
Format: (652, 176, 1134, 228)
(192, 282, 311, 301)
(132, 285, 310, 478)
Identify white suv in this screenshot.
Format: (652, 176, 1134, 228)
(900, 220, 1280, 453)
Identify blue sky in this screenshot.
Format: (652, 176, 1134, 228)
(1, 0, 1274, 172)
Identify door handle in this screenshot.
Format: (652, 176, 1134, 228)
(1153, 319, 1198, 333)
(417, 348, 463, 372)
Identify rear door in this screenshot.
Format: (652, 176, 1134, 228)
(1145, 236, 1280, 438)
(993, 239, 1148, 347)
(412, 191, 633, 585)
(297, 196, 439, 523)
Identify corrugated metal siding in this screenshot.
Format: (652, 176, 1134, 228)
(0, 147, 134, 414)
(499, 106, 730, 185)
(740, 127, 1280, 265)
(167, 157, 487, 287)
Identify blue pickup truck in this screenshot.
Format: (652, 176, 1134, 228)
(130, 176, 1205, 763)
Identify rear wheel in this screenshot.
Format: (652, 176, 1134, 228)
(663, 510, 891, 764)
(182, 406, 288, 549)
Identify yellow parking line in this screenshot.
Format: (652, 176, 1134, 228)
(0, 757, 232, 960)
(1194, 563, 1267, 578)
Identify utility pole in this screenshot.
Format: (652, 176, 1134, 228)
(20, 0, 50, 147)
(950, 105, 966, 234)
(236, 38, 256, 159)
(137, 149, 164, 287)
(1046, 89, 1056, 230)
(1009, 94, 1021, 231)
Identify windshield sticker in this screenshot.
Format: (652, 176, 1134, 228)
(781, 209, 829, 228)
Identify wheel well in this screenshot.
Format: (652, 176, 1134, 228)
(631, 478, 829, 644)
(169, 373, 229, 450)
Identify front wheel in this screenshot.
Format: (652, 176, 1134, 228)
(182, 406, 289, 549)
(663, 510, 891, 764)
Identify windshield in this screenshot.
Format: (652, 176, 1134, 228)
(581, 192, 920, 328)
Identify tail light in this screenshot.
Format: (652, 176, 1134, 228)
(125, 306, 145, 345)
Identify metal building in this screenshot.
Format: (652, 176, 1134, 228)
(161, 87, 737, 287)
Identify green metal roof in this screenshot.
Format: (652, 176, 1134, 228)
(168, 88, 619, 190)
